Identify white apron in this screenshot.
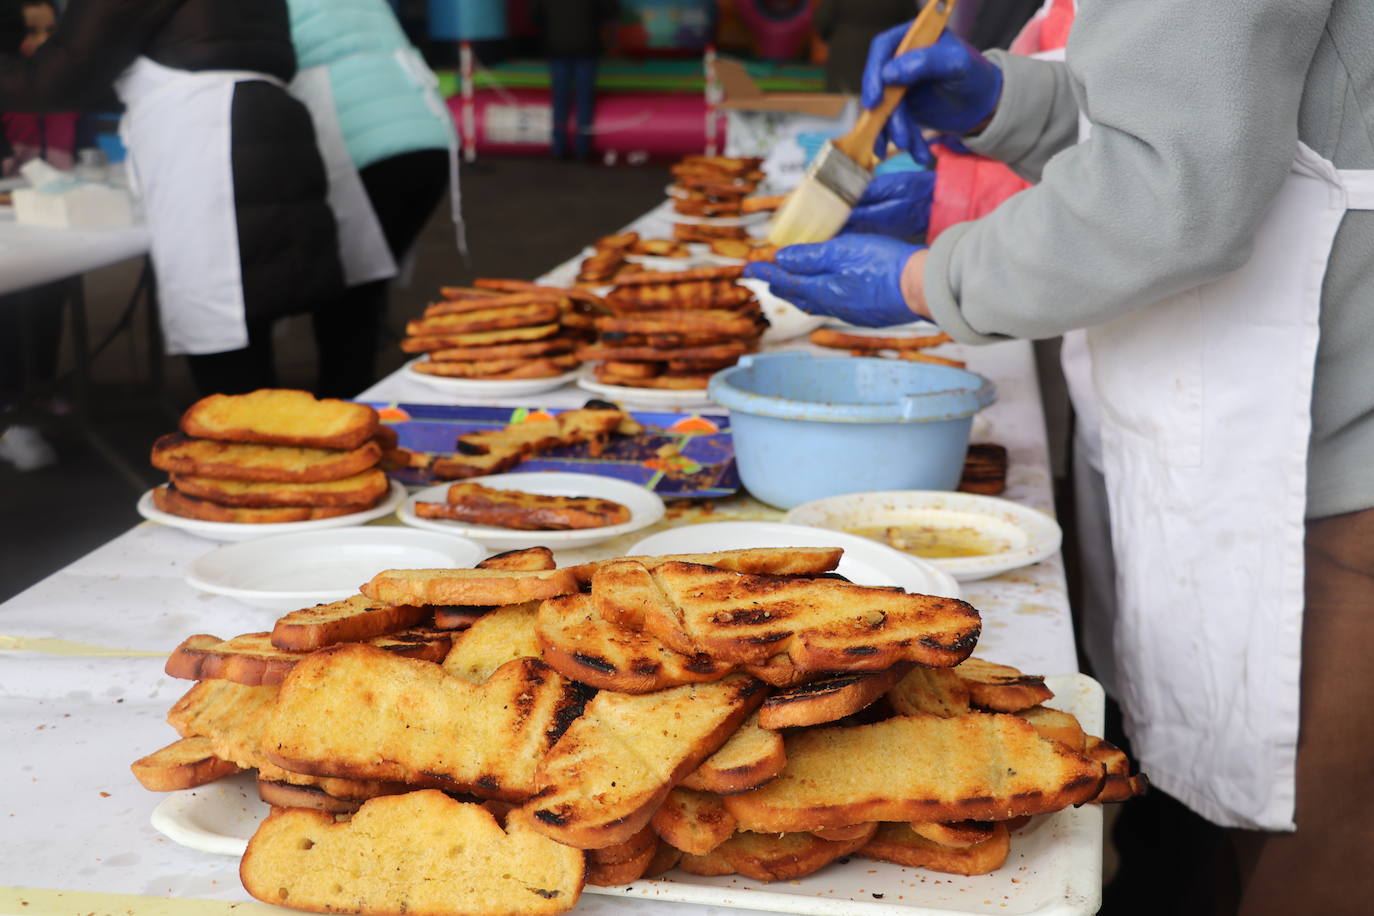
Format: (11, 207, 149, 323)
(1086, 141, 1374, 830)
(289, 64, 397, 287)
(115, 57, 275, 355)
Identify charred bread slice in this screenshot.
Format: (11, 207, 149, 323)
(757, 665, 912, 730)
(180, 389, 379, 451)
(678, 826, 876, 882)
(679, 711, 786, 794)
(168, 468, 387, 509)
(416, 483, 631, 531)
(956, 657, 1055, 711)
(130, 736, 241, 791)
(478, 546, 557, 571)
(165, 629, 452, 686)
(861, 821, 1011, 875)
(887, 665, 972, 717)
(152, 485, 372, 523)
(566, 546, 842, 584)
(270, 594, 430, 653)
(150, 433, 381, 483)
(361, 567, 580, 607)
(650, 788, 737, 855)
(443, 601, 542, 683)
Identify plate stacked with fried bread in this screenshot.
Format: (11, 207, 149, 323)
(133, 543, 1145, 916)
(575, 264, 767, 403)
(401, 278, 603, 394)
(139, 389, 404, 541)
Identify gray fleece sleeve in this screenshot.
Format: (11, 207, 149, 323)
(925, 0, 1334, 345)
(962, 51, 1081, 183)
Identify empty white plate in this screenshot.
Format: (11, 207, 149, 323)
(185, 525, 485, 610)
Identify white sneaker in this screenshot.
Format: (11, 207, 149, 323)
(0, 424, 57, 471)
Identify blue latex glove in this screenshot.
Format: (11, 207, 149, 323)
(744, 235, 924, 328)
(841, 170, 936, 239)
(862, 26, 1003, 157)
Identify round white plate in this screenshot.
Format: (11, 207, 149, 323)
(622, 252, 707, 271)
(150, 771, 258, 856)
(576, 367, 716, 408)
(397, 471, 666, 550)
(185, 527, 485, 610)
(628, 520, 960, 598)
(784, 491, 1063, 582)
(649, 199, 769, 227)
(137, 479, 408, 544)
(738, 277, 826, 344)
(402, 359, 580, 398)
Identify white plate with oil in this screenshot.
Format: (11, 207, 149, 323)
(784, 490, 1063, 582)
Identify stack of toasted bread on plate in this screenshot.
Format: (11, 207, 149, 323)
(148, 390, 392, 524)
(577, 233, 694, 286)
(401, 279, 606, 381)
(576, 264, 767, 391)
(132, 543, 1145, 916)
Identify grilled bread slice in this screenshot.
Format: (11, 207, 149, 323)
(412, 355, 578, 380)
(651, 788, 737, 855)
(431, 606, 492, 630)
(478, 546, 557, 571)
(168, 468, 388, 508)
(151, 433, 382, 483)
(130, 736, 241, 791)
(809, 823, 876, 842)
(679, 711, 786, 794)
(537, 592, 731, 693)
(443, 601, 542, 683)
(678, 826, 876, 882)
(255, 778, 376, 814)
(908, 820, 999, 849)
(404, 334, 578, 357)
(887, 666, 972, 717)
(180, 389, 379, 450)
(861, 821, 1011, 876)
(629, 561, 981, 674)
(525, 673, 765, 849)
(758, 665, 911, 730)
(152, 485, 371, 523)
(590, 559, 696, 654)
(566, 546, 842, 584)
(1085, 735, 1149, 803)
(957, 657, 1055, 711)
(417, 483, 631, 530)
(585, 825, 659, 886)
(360, 567, 580, 607)
(722, 713, 1105, 831)
(1017, 705, 1087, 752)
(416, 300, 561, 327)
(431, 407, 626, 480)
(262, 646, 585, 801)
(270, 594, 430, 653)
(165, 629, 452, 686)
(241, 792, 585, 916)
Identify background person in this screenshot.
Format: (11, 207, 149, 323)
(532, 0, 619, 163)
(813, 0, 913, 95)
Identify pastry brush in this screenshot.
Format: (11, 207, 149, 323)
(768, 0, 958, 246)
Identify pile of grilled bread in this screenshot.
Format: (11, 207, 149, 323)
(132, 544, 1145, 916)
(669, 154, 763, 219)
(415, 481, 631, 531)
(401, 278, 604, 381)
(706, 236, 779, 263)
(577, 264, 766, 391)
(148, 390, 391, 524)
(577, 232, 694, 286)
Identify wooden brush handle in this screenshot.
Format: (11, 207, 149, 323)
(833, 0, 959, 170)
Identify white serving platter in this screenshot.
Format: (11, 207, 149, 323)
(402, 358, 580, 398)
(184, 526, 485, 610)
(150, 673, 1104, 916)
(396, 471, 666, 550)
(737, 276, 826, 344)
(136, 479, 407, 543)
(629, 520, 959, 599)
(577, 367, 717, 409)
(785, 491, 1063, 583)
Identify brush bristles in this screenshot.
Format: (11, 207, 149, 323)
(768, 180, 854, 246)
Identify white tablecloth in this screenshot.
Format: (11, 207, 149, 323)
(0, 200, 1077, 916)
(0, 210, 149, 296)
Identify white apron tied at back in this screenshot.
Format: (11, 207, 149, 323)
(1086, 139, 1374, 830)
(116, 57, 277, 355)
(394, 45, 466, 260)
(289, 64, 397, 287)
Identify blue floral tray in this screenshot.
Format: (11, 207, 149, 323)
(362, 402, 739, 500)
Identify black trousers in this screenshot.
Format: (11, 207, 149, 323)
(188, 148, 449, 399)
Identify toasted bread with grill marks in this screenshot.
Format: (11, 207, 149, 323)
(165, 629, 452, 686)
(169, 468, 388, 508)
(651, 788, 737, 855)
(269, 594, 430, 653)
(591, 559, 696, 654)
(537, 592, 732, 693)
(262, 646, 586, 801)
(908, 820, 999, 849)
(479, 547, 557, 571)
(566, 546, 842, 585)
(430, 407, 626, 481)
(722, 713, 1105, 832)
(443, 601, 542, 683)
(411, 355, 578, 380)
(1084, 735, 1149, 803)
(254, 778, 407, 814)
(887, 665, 972, 717)
(1017, 705, 1087, 752)
(586, 828, 660, 887)
(151, 433, 382, 483)
(861, 821, 1010, 875)
(524, 673, 765, 849)
(678, 826, 876, 882)
(360, 567, 580, 607)
(418, 300, 562, 327)
(180, 390, 378, 451)
(406, 334, 578, 359)
(809, 823, 876, 842)
(130, 736, 242, 791)
(957, 657, 1055, 711)
(152, 485, 373, 523)
(645, 562, 981, 674)
(431, 605, 492, 630)
(240, 792, 585, 916)
(679, 712, 785, 794)
(758, 665, 911, 730)
(417, 483, 631, 530)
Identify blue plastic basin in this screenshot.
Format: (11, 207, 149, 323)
(709, 353, 996, 509)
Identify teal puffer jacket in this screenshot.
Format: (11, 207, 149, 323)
(287, 0, 453, 170)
